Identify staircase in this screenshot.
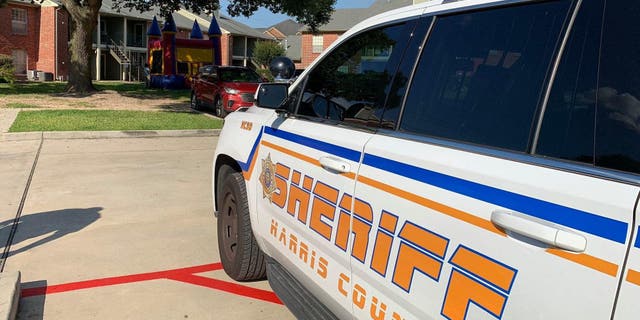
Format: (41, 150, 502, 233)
(107, 38, 131, 66)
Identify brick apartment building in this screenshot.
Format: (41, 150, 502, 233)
(0, 0, 269, 82)
(0, 0, 69, 80)
(299, 0, 420, 68)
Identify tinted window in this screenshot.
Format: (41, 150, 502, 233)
(595, 1, 640, 174)
(400, 1, 571, 151)
(297, 21, 417, 127)
(536, 0, 604, 164)
(537, 0, 640, 175)
(380, 17, 433, 129)
(219, 68, 262, 82)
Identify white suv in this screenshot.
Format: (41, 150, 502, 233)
(212, 0, 640, 319)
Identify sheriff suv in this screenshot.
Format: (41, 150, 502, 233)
(212, 0, 640, 319)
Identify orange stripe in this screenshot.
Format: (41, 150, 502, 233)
(261, 141, 502, 235)
(357, 175, 506, 236)
(242, 145, 261, 180)
(546, 249, 618, 277)
(261, 140, 321, 167)
(341, 172, 356, 180)
(626, 269, 640, 286)
(259, 141, 620, 277)
(262, 140, 357, 181)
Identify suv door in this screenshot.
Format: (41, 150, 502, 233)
(201, 68, 218, 105)
(355, 1, 638, 319)
(593, 1, 640, 318)
(252, 19, 424, 319)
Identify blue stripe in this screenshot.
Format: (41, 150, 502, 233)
(363, 154, 628, 244)
(264, 127, 362, 162)
(259, 127, 629, 244)
(238, 130, 263, 172)
(635, 226, 640, 248)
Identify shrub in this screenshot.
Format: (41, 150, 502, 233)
(256, 69, 274, 82)
(0, 54, 15, 84)
(252, 41, 286, 69)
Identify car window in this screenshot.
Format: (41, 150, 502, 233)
(593, 1, 640, 174)
(296, 20, 418, 127)
(219, 69, 262, 83)
(205, 72, 218, 82)
(536, 0, 604, 165)
(400, 1, 571, 152)
(537, 0, 640, 175)
(379, 17, 433, 129)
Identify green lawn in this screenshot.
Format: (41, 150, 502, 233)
(0, 82, 66, 95)
(5, 102, 41, 108)
(0, 81, 189, 101)
(93, 82, 190, 101)
(10, 110, 222, 132)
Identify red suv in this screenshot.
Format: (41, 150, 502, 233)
(190, 66, 263, 117)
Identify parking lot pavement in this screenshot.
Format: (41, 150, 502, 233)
(0, 136, 295, 319)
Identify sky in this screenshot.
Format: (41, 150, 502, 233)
(218, 0, 377, 28)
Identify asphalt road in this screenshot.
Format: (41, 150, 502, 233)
(0, 134, 295, 319)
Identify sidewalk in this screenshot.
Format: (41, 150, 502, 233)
(0, 110, 223, 319)
(0, 109, 19, 133)
(0, 134, 292, 319)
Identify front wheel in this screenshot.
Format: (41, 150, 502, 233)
(215, 97, 227, 118)
(190, 92, 201, 110)
(217, 169, 266, 281)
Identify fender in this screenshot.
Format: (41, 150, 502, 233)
(213, 107, 278, 249)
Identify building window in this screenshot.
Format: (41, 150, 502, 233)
(12, 8, 27, 35)
(133, 24, 145, 47)
(312, 35, 323, 53)
(12, 50, 27, 75)
(100, 20, 107, 37)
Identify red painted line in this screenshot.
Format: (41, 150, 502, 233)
(21, 263, 283, 306)
(21, 263, 223, 298)
(167, 273, 282, 305)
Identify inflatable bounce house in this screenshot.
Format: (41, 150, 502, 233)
(147, 14, 222, 89)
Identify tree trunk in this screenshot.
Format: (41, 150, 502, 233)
(63, 0, 102, 94)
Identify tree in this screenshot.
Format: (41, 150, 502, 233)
(252, 41, 286, 69)
(0, 0, 7, 8)
(60, 0, 335, 94)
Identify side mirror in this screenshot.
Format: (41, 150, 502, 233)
(256, 83, 289, 110)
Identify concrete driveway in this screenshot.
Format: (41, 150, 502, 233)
(0, 133, 295, 319)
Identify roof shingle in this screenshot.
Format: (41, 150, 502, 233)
(302, 0, 415, 33)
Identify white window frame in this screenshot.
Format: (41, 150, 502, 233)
(312, 35, 324, 53)
(11, 8, 27, 35)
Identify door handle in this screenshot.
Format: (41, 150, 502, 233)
(319, 156, 351, 173)
(491, 210, 587, 252)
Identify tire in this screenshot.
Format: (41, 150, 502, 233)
(217, 169, 266, 281)
(215, 97, 227, 118)
(190, 92, 201, 110)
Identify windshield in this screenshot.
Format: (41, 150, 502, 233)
(219, 69, 262, 83)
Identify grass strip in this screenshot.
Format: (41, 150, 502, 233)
(0, 82, 189, 101)
(9, 110, 222, 132)
(4, 102, 41, 108)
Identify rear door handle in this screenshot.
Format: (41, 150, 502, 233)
(319, 156, 351, 173)
(491, 210, 587, 252)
